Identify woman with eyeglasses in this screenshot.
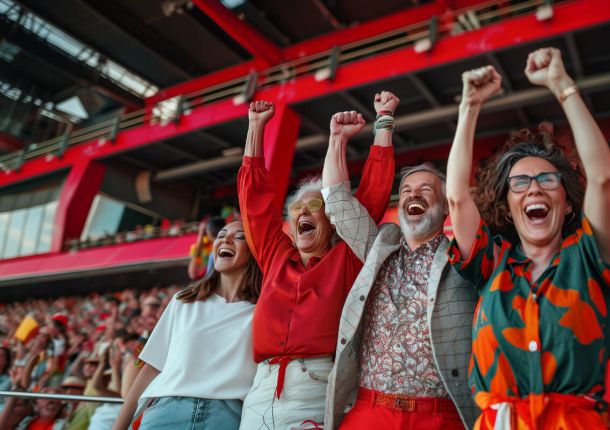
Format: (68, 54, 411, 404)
(446, 47, 610, 429)
(112, 220, 263, 430)
(238, 94, 398, 429)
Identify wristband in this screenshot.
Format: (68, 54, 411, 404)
(558, 85, 578, 103)
(377, 109, 393, 117)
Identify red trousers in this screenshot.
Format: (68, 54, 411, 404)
(339, 389, 464, 430)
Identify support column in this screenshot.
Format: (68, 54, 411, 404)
(263, 103, 301, 212)
(50, 160, 105, 252)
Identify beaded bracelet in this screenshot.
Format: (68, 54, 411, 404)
(374, 115, 394, 134)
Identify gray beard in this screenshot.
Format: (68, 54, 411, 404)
(398, 203, 446, 242)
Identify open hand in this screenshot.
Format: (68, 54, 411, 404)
(248, 101, 275, 126)
(461, 65, 502, 107)
(330, 111, 365, 140)
(374, 91, 400, 115)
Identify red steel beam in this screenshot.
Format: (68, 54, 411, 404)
(50, 160, 106, 252)
(2, 0, 609, 187)
(283, 0, 492, 61)
(152, 0, 491, 102)
(0, 234, 194, 284)
(263, 102, 301, 210)
(192, 0, 282, 66)
(145, 59, 267, 106)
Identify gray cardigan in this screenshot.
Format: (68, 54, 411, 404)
(322, 182, 478, 429)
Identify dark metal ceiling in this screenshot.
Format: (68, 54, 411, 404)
(2, 0, 610, 218)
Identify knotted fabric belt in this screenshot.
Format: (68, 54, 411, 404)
(357, 387, 457, 413)
(268, 356, 291, 399)
(475, 391, 601, 430)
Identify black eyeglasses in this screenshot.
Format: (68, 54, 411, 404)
(507, 172, 562, 193)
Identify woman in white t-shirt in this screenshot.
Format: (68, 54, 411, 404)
(112, 220, 262, 430)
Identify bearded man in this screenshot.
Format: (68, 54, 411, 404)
(321, 161, 478, 430)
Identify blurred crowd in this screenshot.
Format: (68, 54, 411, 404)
(0, 285, 182, 429)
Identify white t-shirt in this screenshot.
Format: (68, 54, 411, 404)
(139, 293, 256, 401)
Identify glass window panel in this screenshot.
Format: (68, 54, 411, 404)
(4, 208, 26, 258)
(81, 195, 124, 240)
(37, 201, 57, 254)
(20, 205, 44, 256)
(0, 212, 9, 258)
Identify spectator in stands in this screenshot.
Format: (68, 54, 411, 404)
(0, 386, 66, 430)
(0, 346, 12, 410)
(88, 338, 131, 430)
(188, 216, 226, 280)
(113, 219, 262, 430)
(446, 48, 610, 428)
(62, 353, 101, 430)
(41, 314, 69, 388)
(0, 397, 33, 429)
(237, 99, 394, 429)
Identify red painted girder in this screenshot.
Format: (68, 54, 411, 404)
(0, 234, 194, 284)
(145, 59, 267, 106)
(51, 160, 106, 252)
(263, 103, 301, 210)
(283, 0, 491, 61)
(192, 0, 282, 66)
(259, 0, 610, 104)
(2, 0, 609, 187)
(0, 98, 247, 187)
(150, 0, 488, 105)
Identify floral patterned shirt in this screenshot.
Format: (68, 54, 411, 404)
(359, 234, 449, 397)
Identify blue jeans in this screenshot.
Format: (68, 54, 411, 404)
(139, 396, 242, 430)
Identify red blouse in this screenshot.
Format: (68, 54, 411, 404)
(238, 146, 394, 362)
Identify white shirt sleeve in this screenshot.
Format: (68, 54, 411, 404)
(138, 295, 177, 372)
(52, 338, 66, 355)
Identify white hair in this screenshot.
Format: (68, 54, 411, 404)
(284, 177, 338, 247)
(284, 177, 323, 218)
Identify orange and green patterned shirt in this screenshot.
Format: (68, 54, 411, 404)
(448, 217, 610, 401)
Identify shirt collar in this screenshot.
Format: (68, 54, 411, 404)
(400, 233, 445, 254)
(507, 243, 530, 265)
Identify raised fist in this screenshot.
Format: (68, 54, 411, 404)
(248, 101, 275, 126)
(525, 48, 572, 95)
(374, 91, 400, 115)
(330, 111, 366, 140)
(461, 65, 502, 107)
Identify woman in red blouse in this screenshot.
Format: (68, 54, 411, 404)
(446, 47, 610, 429)
(238, 94, 398, 429)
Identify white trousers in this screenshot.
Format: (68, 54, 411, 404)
(239, 356, 333, 430)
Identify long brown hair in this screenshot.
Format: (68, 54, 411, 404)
(177, 223, 262, 304)
(474, 123, 585, 243)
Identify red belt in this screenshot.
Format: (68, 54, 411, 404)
(357, 387, 458, 414)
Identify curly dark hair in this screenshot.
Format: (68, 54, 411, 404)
(474, 123, 585, 243)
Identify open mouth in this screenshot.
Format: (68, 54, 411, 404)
(298, 220, 316, 236)
(524, 203, 549, 221)
(217, 248, 235, 258)
(406, 201, 427, 216)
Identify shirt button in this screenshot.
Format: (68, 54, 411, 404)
(279, 341, 285, 346)
(451, 369, 459, 377)
(359, 295, 365, 302)
(340, 338, 347, 345)
(528, 340, 538, 352)
(532, 293, 537, 300)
